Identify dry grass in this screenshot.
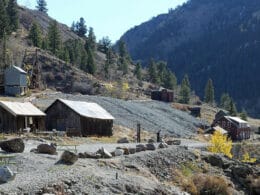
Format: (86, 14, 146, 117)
(87, 125, 152, 143)
(172, 103, 190, 112)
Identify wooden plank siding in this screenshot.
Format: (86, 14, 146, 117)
(213, 116, 250, 141)
(45, 100, 113, 136)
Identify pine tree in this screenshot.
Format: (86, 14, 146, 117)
(99, 36, 111, 54)
(204, 78, 215, 104)
(179, 74, 191, 104)
(6, 0, 18, 32)
(163, 70, 177, 90)
(148, 59, 159, 84)
(76, 17, 87, 37)
(36, 0, 48, 13)
(80, 49, 88, 72)
(220, 93, 231, 110)
(118, 40, 128, 74)
(87, 27, 96, 51)
(0, 0, 8, 39)
(47, 20, 61, 56)
(86, 48, 96, 75)
(70, 21, 76, 32)
(229, 99, 237, 116)
(134, 62, 142, 80)
(29, 22, 42, 47)
(240, 109, 248, 121)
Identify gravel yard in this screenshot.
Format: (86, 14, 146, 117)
(33, 92, 208, 138)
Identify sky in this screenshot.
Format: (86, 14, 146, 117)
(17, 0, 187, 43)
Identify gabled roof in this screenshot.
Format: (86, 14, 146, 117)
(225, 116, 248, 124)
(0, 101, 46, 116)
(8, 65, 27, 74)
(53, 99, 114, 120)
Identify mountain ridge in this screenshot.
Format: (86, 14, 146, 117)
(119, 0, 260, 117)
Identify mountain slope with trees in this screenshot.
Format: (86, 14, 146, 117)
(119, 0, 260, 117)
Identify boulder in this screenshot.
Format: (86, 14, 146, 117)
(203, 154, 224, 168)
(158, 142, 168, 149)
(231, 165, 253, 179)
(136, 144, 146, 152)
(129, 148, 136, 154)
(37, 144, 57, 155)
(59, 151, 78, 165)
(117, 137, 129, 143)
(146, 143, 156, 151)
(96, 147, 112, 158)
(166, 140, 181, 146)
(116, 146, 129, 155)
(114, 149, 124, 156)
(0, 138, 25, 153)
(0, 166, 16, 183)
(148, 139, 155, 144)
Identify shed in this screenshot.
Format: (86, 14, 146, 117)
(212, 115, 251, 140)
(0, 101, 46, 133)
(189, 107, 201, 117)
(151, 88, 174, 102)
(4, 65, 27, 96)
(205, 126, 228, 135)
(45, 99, 114, 136)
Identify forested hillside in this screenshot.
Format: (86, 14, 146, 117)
(120, 0, 260, 117)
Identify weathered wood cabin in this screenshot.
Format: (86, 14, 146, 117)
(151, 88, 174, 102)
(45, 99, 114, 136)
(212, 115, 251, 141)
(0, 101, 46, 133)
(4, 65, 28, 96)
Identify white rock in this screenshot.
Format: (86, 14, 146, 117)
(0, 166, 16, 183)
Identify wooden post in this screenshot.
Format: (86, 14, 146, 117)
(137, 122, 141, 143)
(157, 130, 161, 142)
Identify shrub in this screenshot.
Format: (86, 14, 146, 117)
(208, 130, 233, 158)
(242, 152, 256, 163)
(193, 174, 232, 195)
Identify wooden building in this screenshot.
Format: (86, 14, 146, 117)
(151, 88, 174, 102)
(45, 99, 114, 136)
(0, 101, 46, 133)
(212, 115, 250, 140)
(4, 65, 28, 96)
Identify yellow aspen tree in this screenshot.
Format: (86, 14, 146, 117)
(208, 130, 233, 158)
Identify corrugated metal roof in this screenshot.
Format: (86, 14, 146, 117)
(58, 99, 114, 120)
(0, 101, 46, 116)
(12, 65, 27, 74)
(225, 116, 247, 124)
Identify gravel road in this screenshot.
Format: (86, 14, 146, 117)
(33, 92, 208, 138)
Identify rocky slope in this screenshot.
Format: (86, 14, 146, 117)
(119, 0, 260, 117)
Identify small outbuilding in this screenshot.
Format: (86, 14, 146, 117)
(0, 101, 46, 133)
(4, 65, 28, 96)
(45, 99, 114, 136)
(151, 88, 174, 102)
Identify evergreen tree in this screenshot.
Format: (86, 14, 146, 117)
(204, 78, 215, 104)
(86, 48, 96, 74)
(163, 70, 177, 90)
(134, 62, 142, 80)
(47, 20, 61, 56)
(148, 59, 159, 84)
(229, 99, 237, 116)
(70, 21, 76, 32)
(80, 49, 88, 72)
(6, 0, 18, 32)
(220, 93, 231, 110)
(36, 0, 48, 13)
(29, 22, 42, 47)
(0, 0, 8, 39)
(179, 74, 191, 104)
(99, 36, 111, 54)
(240, 109, 248, 121)
(118, 40, 128, 74)
(76, 17, 87, 37)
(87, 27, 96, 51)
(41, 36, 48, 50)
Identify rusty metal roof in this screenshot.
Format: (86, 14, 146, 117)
(0, 101, 46, 116)
(57, 99, 114, 120)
